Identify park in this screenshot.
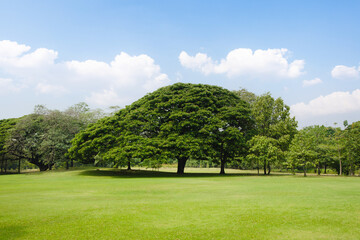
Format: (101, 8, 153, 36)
(1, 2, 360, 238)
(1, 83, 360, 239)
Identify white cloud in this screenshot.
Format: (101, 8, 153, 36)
(0, 40, 30, 58)
(291, 89, 360, 118)
(86, 88, 126, 106)
(0, 40, 57, 70)
(331, 65, 360, 80)
(35, 83, 68, 95)
(0, 78, 25, 94)
(66, 52, 170, 90)
(179, 48, 305, 79)
(179, 51, 214, 75)
(0, 40, 170, 107)
(302, 77, 322, 87)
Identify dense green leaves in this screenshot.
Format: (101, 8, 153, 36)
(246, 93, 297, 174)
(343, 121, 360, 175)
(69, 83, 253, 174)
(286, 123, 360, 176)
(2, 83, 359, 176)
(287, 128, 318, 176)
(4, 103, 99, 171)
(248, 136, 282, 175)
(0, 118, 18, 172)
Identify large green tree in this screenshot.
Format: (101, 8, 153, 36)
(127, 83, 253, 174)
(5, 103, 98, 171)
(69, 83, 253, 174)
(5, 114, 50, 171)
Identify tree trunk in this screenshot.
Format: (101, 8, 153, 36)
(66, 160, 69, 170)
(257, 165, 259, 175)
(303, 166, 307, 177)
(35, 160, 49, 171)
(18, 158, 21, 174)
(339, 150, 342, 176)
(267, 163, 271, 175)
(70, 159, 74, 168)
(263, 160, 267, 175)
(177, 157, 187, 174)
(127, 161, 131, 170)
(317, 164, 320, 175)
(0, 156, 3, 173)
(4, 159, 7, 173)
(324, 164, 327, 174)
(220, 158, 225, 174)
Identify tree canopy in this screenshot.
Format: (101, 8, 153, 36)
(2, 83, 359, 176)
(69, 83, 254, 174)
(4, 103, 100, 171)
(246, 93, 298, 174)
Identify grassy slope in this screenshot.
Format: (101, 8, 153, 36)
(0, 168, 359, 240)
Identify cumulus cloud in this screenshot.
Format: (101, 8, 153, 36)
(179, 48, 305, 79)
(0, 40, 57, 70)
(331, 65, 360, 80)
(302, 77, 322, 87)
(66, 52, 170, 91)
(0, 40, 170, 107)
(291, 89, 360, 118)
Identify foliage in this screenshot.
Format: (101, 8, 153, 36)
(4, 103, 98, 171)
(343, 121, 360, 175)
(286, 127, 318, 176)
(286, 123, 360, 176)
(247, 135, 282, 175)
(232, 88, 257, 106)
(0, 118, 18, 172)
(246, 93, 298, 174)
(69, 83, 253, 174)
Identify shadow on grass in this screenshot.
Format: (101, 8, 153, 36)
(78, 169, 291, 179)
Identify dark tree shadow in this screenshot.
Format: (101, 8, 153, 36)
(78, 169, 291, 179)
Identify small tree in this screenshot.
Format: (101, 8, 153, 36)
(287, 128, 317, 177)
(248, 136, 282, 175)
(246, 93, 297, 173)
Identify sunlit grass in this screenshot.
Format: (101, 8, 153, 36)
(0, 168, 359, 239)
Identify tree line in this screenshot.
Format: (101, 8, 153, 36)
(0, 103, 104, 173)
(1, 83, 359, 176)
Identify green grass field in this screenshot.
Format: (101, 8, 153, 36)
(1, 168, 359, 240)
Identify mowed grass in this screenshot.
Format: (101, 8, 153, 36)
(1, 168, 360, 240)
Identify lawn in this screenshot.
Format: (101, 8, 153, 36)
(0, 168, 359, 240)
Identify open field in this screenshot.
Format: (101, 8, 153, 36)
(1, 168, 360, 240)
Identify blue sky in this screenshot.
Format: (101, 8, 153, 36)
(0, 0, 360, 127)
